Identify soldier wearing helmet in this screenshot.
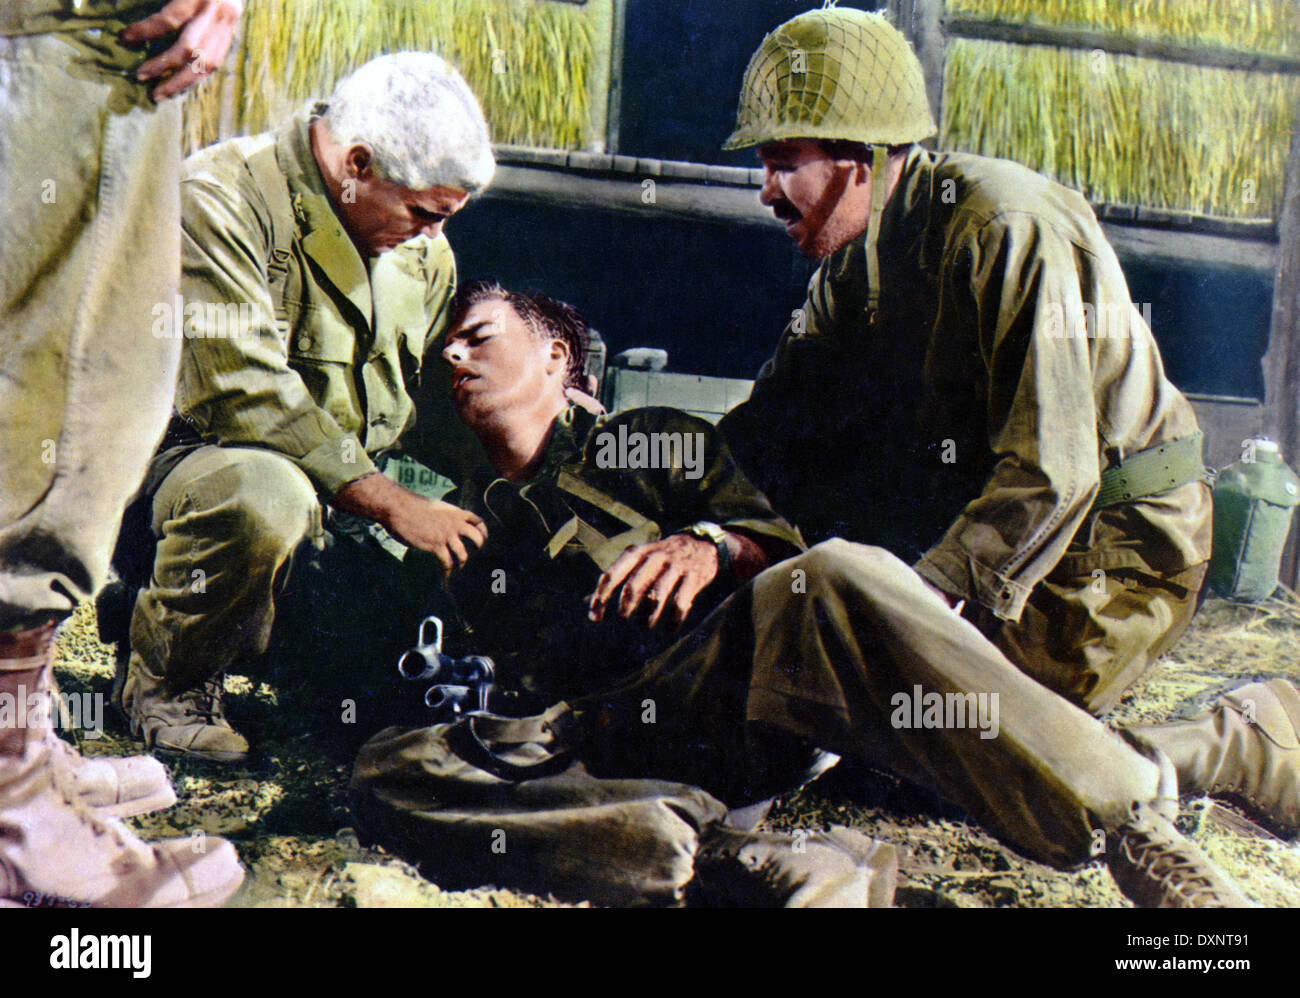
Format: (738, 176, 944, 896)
(719, 5, 1212, 717)
(716, 6, 1300, 901)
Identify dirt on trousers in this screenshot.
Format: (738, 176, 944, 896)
(50, 593, 1300, 908)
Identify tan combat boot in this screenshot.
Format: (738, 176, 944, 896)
(2, 626, 176, 818)
(1132, 678, 1300, 839)
(0, 622, 245, 907)
(122, 652, 251, 764)
(691, 824, 898, 908)
(1105, 743, 1254, 908)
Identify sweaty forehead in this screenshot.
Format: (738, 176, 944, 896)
(454, 297, 522, 336)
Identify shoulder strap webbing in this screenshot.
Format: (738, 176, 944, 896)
(554, 470, 654, 531)
(550, 471, 662, 570)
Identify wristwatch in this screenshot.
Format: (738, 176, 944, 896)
(682, 521, 732, 577)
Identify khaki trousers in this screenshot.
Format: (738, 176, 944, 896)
(0, 29, 181, 628)
(126, 444, 446, 704)
(352, 705, 730, 907)
(354, 540, 1163, 884)
(587, 540, 1162, 867)
(127, 446, 323, 694)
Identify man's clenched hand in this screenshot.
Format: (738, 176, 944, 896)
(121, 0, 243, 101)
(333, 472, 487, 575)
(587, 533, 723, 629)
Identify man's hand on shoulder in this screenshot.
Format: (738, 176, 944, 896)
(564, 383, 604, 416)
(333, 472, 487, 575)
(587, 533, 726, 630)
(121, 0, 244, 102)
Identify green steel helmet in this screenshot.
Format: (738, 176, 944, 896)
(723, 6, 937, 151)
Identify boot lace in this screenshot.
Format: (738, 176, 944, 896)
(1116, 824, 1232, 907)
(46, 744, 149, 864)
(180, 678, 229, 725)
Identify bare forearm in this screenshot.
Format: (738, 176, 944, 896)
(333, 472, 487, 574)
(331, 470, 400, 525)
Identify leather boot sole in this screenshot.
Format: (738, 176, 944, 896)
(145, 738, 253, 766)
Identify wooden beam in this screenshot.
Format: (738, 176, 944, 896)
(943, 15, 1300, 75)
(890, 0, 947, 135)
(492, 148, 1280, 275)
(605, 0, 628, 154)
(483, 163, 777, 229)
(1093, 203, 1275, 240)
(1101, 222, 1276, 278)
(1262, 102, 1300, 587)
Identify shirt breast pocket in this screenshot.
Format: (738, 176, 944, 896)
(284, 307, 357, 365)
(283, 305, 361, 428)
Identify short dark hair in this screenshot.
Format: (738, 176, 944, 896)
(449, 279, 590, 389)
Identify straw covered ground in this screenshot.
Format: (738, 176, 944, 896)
(50, 590, 1300, 908)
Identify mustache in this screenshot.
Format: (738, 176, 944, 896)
(771, 199, 802, 223)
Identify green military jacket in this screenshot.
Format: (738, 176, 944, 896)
(445, 404, 804, 700)
(0, 0, 160, 35)
(172, 109, 469, 497)
(721, 146, 1210, 623)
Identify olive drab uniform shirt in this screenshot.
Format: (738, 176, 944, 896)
(444, 404, 804, 701)
(171, 108, 479, 497)
(720, 146, 1211, 624)
(0, 0, 161, 34)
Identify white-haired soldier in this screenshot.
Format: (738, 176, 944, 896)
(117, 52, 497, 762)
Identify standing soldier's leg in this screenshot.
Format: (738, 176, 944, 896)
(0, 32, 182, 625)
(0, 25, 241, 905)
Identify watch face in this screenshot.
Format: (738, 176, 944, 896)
(688, 522, 725, 542)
